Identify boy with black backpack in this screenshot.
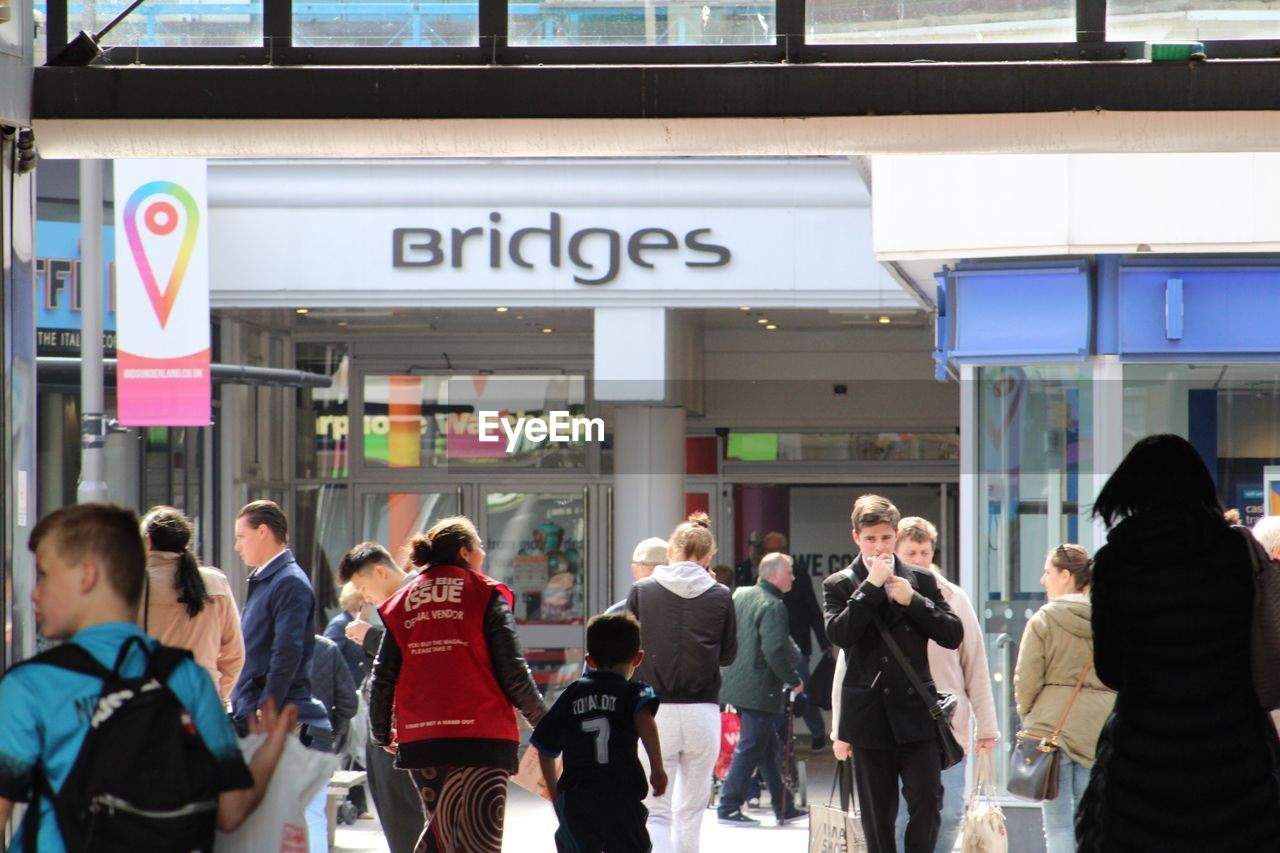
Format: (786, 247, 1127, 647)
(0, 503, 297, 852)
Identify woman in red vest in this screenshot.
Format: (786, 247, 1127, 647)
(369, 516, 547, 853)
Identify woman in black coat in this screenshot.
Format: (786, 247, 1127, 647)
(1076, 434, 1280, 852)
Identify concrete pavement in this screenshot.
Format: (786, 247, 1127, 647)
(334, 748, 839, 853)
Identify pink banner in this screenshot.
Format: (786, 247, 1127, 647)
(114, 161, 211, 426)
(117, 349, 212, 427)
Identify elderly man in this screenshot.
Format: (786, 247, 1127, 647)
(716, 552, 807, 827)
(605, 537, 669, 614)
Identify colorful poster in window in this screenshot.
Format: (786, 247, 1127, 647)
(113, 160, 211, 426)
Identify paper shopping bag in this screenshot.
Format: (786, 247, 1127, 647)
(512, 743, 559, 801)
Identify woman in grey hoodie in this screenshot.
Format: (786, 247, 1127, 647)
(626, 512, 738, 853)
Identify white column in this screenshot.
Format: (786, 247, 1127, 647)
(612, 407, 686, 604)
(1090, 354, 1125, 551)
(594, 307, 688, 605)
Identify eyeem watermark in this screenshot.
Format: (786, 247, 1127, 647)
(478, 411, 605, 453)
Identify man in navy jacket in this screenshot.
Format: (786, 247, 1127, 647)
(229, 500, 329, 738)
(229, 500, 333, 853)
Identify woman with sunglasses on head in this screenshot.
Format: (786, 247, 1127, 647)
(1013, 544, 1115, 853)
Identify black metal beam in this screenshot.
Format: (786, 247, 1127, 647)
(33, 60, 1280, 121)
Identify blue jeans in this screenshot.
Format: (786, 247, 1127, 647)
(1041, 754, 1091, 853)
(718, 708, 790, 817)
(895, 756, 966, 853)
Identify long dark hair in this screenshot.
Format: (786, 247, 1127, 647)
(142, 506, 209, 618)
(1092, 434, 1224, 528)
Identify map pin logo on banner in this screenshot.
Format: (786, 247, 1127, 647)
(114, 160, 211, 427)
(122, 180, 200, 330)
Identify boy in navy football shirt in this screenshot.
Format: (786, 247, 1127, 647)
(533, 612, 667, 853)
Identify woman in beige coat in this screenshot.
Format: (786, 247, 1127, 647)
(1013, 544, 1115, 853)
(138, 506, 245, 704)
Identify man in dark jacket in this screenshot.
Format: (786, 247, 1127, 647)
(229, 500, 333, 853)
(824, 495, 963, 853)
(229, 500, 329, 737)
(717, 552, 806, 827)
(336, 542, 423, 853)
(310, 633, 359, 748)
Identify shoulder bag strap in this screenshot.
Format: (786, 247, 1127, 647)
(1048, 653, 1094, 743)
(871, 612, 944, 718)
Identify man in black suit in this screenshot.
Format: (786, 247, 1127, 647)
(823, 495, 963, 853)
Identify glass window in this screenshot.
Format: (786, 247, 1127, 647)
(485, 491, 585, 626)
(38, 0, 262, 47)
(973, 365, 1094, 790)
(1124, 364, 1280, 528)
(360, 491, 461, 560)
(297, 343, 350, 480)
(293, 0, 478, 47)
(724, 431, 960, 462)
(509, 0, 775, 47)
(1108, 2, 1280, 42)
(295, 484, 352, 617)
(361, 374, 590, 469)
(807, 0, 1075, 45)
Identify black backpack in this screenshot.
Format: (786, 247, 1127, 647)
(18, 636, 222, 853)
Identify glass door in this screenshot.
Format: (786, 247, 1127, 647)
(480, 485, 603, 704)
(973, 365, 1096, 791)
(356, 486, 469, 564)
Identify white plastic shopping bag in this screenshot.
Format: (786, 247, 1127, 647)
(215, 733, 338, 853)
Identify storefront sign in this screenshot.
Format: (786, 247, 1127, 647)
(1239, 486, 1265, 529)
(209, 160, 911, 308)
(113, 160, 211, 426)
(34, 221, 117, 356)
(392, 214, 730, 285)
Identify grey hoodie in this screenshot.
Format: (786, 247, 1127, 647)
(1013, 593, 1116, 767)
(626, 561, 738, 704)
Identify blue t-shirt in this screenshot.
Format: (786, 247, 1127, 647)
(0, 622, 253, 852)
(531, 669, 659, 801)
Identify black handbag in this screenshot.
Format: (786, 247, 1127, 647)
(1007, 654, 1092, 802)
(872, 615, 965, 770)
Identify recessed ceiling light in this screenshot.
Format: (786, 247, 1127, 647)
(496, 306, 509, 313)
(739, 306, 751, 312)
(756, 318, 769, 325)
(765, 324, 778, 330)
(878, 315, 892, 324)
(542, 327, 554, 334)
(295, 308, 309, 315)
(336, 321, 348, 327)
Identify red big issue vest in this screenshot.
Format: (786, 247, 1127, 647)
(378, 565, 519, 745)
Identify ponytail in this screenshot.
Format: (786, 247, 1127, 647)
(142, 505, 209, 618)
(410, 516, 481, 568)
(176, 549, 208, 618)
